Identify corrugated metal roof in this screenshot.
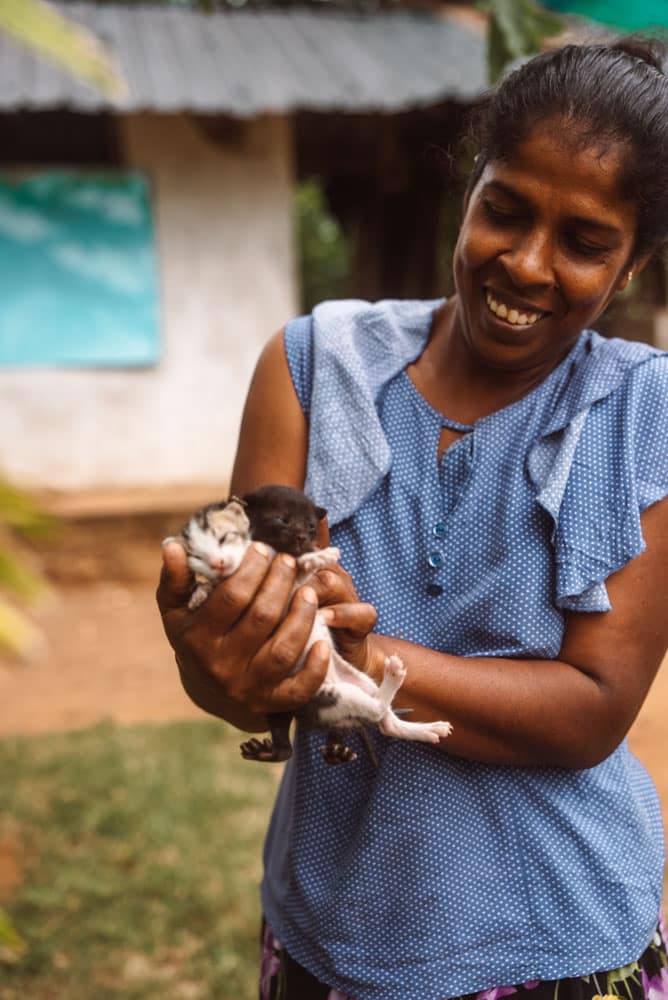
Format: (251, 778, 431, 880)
(0, 3, 487, 115)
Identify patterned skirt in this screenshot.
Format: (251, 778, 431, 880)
(260, 915, 668, 1000)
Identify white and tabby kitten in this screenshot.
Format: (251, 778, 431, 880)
(168, 485, 452, 764)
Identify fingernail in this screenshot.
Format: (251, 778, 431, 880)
(281, 553, 296, 569)
(252, 542, 270, 558)
(319, 608, 334, 623)
(302, 586, 317, 605)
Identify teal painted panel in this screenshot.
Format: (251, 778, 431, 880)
(544, 0, 668, 30)
(0, 172, 160, 368)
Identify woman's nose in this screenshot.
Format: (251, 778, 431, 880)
(502, 230, 555, 288)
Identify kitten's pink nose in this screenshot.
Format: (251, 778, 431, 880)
(210, 559, 228, 571)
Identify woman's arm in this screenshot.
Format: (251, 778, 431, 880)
(160, 328, 668, 765)
(350, 495, 668, 768)
(157, 329, 328, 729)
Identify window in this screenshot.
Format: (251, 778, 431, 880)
(0, 170, 159, 367)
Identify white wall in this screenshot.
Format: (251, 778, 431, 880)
(0, 113, 297, 492)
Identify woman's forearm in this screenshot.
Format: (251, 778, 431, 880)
(371, 634, 615, 769)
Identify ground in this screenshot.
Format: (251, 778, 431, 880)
(2, 508, 667, 843)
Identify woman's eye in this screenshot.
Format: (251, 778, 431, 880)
(569, 236, 609, 258)
(483, 200, 521, 225)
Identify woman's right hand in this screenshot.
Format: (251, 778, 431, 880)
(156, 539, 331, 730)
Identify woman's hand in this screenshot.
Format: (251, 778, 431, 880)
(308, 562, 382, 681)
(157, 540, 331, 731)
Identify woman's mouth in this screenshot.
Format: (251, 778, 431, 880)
(485, 289, 546, 328)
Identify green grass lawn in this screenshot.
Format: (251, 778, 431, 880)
(0, 719, 279, 999)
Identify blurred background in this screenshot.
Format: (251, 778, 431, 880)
(0, 1, 667, 996)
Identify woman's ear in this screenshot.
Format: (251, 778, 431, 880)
(617, 253, 651, 292)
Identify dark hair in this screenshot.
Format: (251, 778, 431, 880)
(466, 37, 668, 260)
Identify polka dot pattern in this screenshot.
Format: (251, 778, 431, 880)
(259, 301, 668, 1000)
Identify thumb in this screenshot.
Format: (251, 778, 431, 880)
(316, 516, 331, 548)
(156, 540, 193, 613)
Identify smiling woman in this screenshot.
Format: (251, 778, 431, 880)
(437, 125, 639, 381)
(158, 36, 668, 1000)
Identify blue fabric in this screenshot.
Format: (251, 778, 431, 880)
(261, 299, 668, 1000)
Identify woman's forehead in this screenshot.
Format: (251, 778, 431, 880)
(478, 121, 636, 228)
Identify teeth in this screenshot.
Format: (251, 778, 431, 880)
(485, 290, 542, 327)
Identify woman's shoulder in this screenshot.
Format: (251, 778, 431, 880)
(541, 330, 667, 437)
(588, 333, 668, 423)
(284, 297, 442, 416)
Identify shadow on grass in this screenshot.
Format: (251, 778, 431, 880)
(0, 719, 279, 999)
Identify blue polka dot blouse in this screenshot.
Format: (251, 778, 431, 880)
(260, 299, 668, 1000)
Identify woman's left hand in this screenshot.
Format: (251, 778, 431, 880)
(307, 562, 381, 679)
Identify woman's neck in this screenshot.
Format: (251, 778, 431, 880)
(409, 298, 571, 424)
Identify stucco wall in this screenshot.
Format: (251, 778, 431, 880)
(0, 113, 297, 492)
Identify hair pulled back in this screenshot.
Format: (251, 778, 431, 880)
(467, 37, 668, 260)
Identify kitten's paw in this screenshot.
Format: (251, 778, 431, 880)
(411, 720, 453, 744)
(320, 742, 358, 765)
(188, 584, 210, 610)
(430, 721, 454, 740)
(297, 547, 340, 574)
(383, 654, 406, 685)
(240, 737, 292, 763)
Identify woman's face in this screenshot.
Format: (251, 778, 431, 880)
(452, 118, 640, 374)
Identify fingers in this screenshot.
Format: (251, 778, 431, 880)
(319, 601, 378, 637)
(259, 586, 319, 681)
(156, 540, 192, 612)
(308, 565, 357, 607)
(231, 583, 320, 692)
(270, 638, 331, 711)
(224, 586, 326, 713)
(218, 548, 301, 641)
(316, 516, 331, 548)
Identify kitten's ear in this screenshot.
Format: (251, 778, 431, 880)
(228, 494, 247, 508)
(315, 505, 327, 521)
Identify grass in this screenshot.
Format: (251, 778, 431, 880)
(0, 719, 279, 999)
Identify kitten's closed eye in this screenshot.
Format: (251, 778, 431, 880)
(219, 530, 241, 544)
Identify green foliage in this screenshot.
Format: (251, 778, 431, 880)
(0, 0, 128, 97)
(0, 719, 278, 998)
(480, 0, 564, 83)
(295, 179, 352, 313)
(0, 907, 26, 965)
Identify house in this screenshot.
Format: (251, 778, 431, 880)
(0, 3, 486, 501)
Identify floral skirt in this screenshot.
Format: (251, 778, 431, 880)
(260, 915, 668, 1000)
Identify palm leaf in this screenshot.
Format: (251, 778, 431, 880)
(0, 0, 128, 99)
(481, 0, 564, 83)
(0, 481, 52, 538)
(0, 546, 44, 601)
(0, 907, 26, 965)
(0, 596, 43, 657)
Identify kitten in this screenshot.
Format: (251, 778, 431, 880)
(168, 484, 453, 764)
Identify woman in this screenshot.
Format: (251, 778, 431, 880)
(158, 38, 668, 1000)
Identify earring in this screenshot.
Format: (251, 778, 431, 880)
(627, 270, 634, 283)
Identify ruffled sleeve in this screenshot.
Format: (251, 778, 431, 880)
(527, 336, 668, 612)
(286, 298, 440, 526)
